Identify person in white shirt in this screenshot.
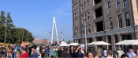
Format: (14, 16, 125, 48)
(127, 49, 136, 58)
(117, 48, 124, 58)
(106, 50, 113, 58)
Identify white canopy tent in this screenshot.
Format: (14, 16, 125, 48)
(88, 41, 111, 45)
(116, 40, 138, 45)
(59, 41, 69, 46)
(69, 43, 79, 46)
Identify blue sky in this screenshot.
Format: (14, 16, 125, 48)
(0, 0, 73, 41)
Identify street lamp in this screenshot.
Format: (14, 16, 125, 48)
(61, 32, 62, 39)
(49, 31, 51, 45)
(83, 18, 87, 53)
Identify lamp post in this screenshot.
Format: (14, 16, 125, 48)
(49, 31, 51, 45)
(84, 18, 87, 53)
(61, 32, 62, 39)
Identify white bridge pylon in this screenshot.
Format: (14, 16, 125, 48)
(51, 17, 59, 44)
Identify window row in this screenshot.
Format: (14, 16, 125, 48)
(81, 0, 89, 12)
(82, 12, 90, 23)
(73, 0, 78, 7)
(108, 0, 128, 13)
(82, 24, 91, 34)
(109, 12, 130, 29)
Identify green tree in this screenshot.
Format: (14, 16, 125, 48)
(0, 11, 34, 43)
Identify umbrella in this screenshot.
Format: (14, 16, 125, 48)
(116, 40, 138, 45)
(59, 41, 69, 46)
(88, 41, 111, 45)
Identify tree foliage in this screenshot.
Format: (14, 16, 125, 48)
(0, 11, 34, 43)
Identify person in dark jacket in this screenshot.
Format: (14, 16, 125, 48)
(61, 50, 71, 58)
(69, 46, 76, 58)
(58, 47, 63, 58)
(75, 46, 83, 58)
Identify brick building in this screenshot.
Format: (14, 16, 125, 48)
(33, 39, 49, 44)
(73, 0, 138, 50)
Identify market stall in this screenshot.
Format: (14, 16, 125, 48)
(116, 40, 138, 45)
(88, 41, 111, 45)
(69, 43, 79, 46)
(59, 41, 69, 46)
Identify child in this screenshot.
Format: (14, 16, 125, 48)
(7, 50, 12, 58)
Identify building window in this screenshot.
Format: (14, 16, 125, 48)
(82, 5, 83, 12)
(82, 15, 84, 23)
(117, 0, 121, 9)
(125, 12, 130, 26)
(85, 14, 87, 22)
(108, 2, 111, 13)
(83, 26, 84, 33)
(89, 24, 91, 33)
(94, 0, 101, 5)
(124, 0, 128, 7)
(109, 17, 113, 29)
(88, 12, 90, 20)
(118, 14, 123, 28)
(89, 38, 92, 43)
(88, 1, 89, 8)
(85, 3, 86, 10)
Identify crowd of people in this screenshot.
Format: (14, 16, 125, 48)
(0, 44, 138, 58)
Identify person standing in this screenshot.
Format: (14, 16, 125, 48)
(40, 48, 45, 58)
(45, 47, 49, 57)
(28, 44, 32, 57)
(117, 48, 124, 58)
(106, 50, 113, 58)
(103, 48, 107, 58)
(69, 46, 76, 58)
(96, 47, 102, 58)
(75, 46, 83, 58)
(7, 50, 12, 58)
(19, 47, 29, 58)
(113, 50, 117, 58)
(58, 47, 63, 58)
(127, 49, 136, 58)
(121, 54, 129, 58)
(87, 51, 93, 58)
(61, 50, 71, 58)
(36, 45, 40, 58)
(31, 45, 38, 58)
(91, 48, 95, 54)
(49, 47, 55, 58)
(13, 46, 17, 58)
(16, 44, 20, 52)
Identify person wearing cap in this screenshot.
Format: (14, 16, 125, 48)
(7, 49, 12, 58)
